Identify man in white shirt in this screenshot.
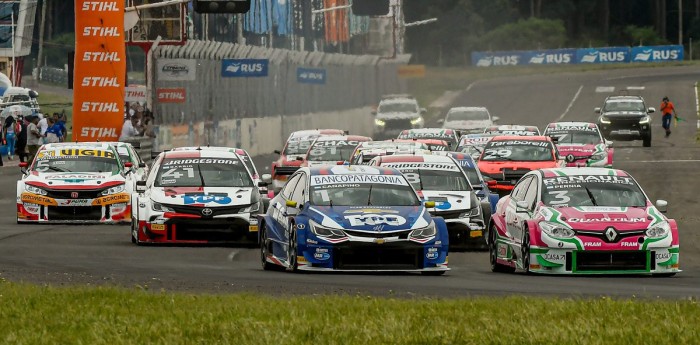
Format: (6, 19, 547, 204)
(119, 115, 141, 141)
(37, 114, 48, 143)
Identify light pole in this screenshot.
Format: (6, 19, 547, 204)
(679, 0, 683, 46)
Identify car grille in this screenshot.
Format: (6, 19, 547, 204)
(571, 251, 647, 272)
(384, 118, 413, 131)
(334, 243, 422, 270)
(46, 189, 105, 199)
(344, 229, 412, 239)
(574, 229, 646, 243)
(164, 204, 249, 217)
(48, 206, 102, 221)
(432, 210, 463, 220)
(274, 166, 300, 176)
(168, 219, 253, 242)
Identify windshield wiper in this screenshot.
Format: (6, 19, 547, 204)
(367, 183, 373, 206)
(583, 186, 598, 206)
(197, 166, 206, 187)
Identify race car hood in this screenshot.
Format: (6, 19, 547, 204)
(540, 206, 658, 231)
(478, 160, 560, 175)
(151, 186, 255, 206)
(25, 172, 125, 189)
(307, 205, 432, 232)
(376, 112, 420, 120)
(420, 190, 472, 211)
(444, 120, 491, 130)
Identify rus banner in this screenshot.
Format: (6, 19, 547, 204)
(73, 0, 126, 141)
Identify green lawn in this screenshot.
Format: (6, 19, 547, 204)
(39, 91, 73, 120)
(1, 281, 699, 344)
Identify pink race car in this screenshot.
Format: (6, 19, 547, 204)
(488, 167, 679, 276)
(544, 122, 613, 168)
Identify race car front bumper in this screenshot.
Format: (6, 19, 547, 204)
(17, 192, 131, 223)
(136, 212, 259, 244)
(526, 246, 680, 275)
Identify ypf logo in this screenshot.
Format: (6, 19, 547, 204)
(344, 214, 407, 227)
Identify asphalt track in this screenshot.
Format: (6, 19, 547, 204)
(2, 65, 700, 298)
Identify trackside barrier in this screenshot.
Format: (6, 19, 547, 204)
(121, 137, 155, 163)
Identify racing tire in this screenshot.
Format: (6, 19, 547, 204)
(653, 273, 677, 277)
(421, 271, 446, 276)
(287, 224, 299, 272)
(643, 135, 651, 147)
(489, 224, 515, 273)
(259, 222, 276, 271)
(131, 218, 137, 244)
(522, 230, 531, 274)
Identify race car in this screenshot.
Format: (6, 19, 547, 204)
(434, 151, 499, 217)
(477, 136, 564, 196)
(259, 165, 449, 273)
(456, 133, 497, 159)
(484, 125, 540, 136)
(302, 135, 372, 167)
(17, 142, 132, 223)
(107, 141, 149, 183)
(488, 168, 679, 276)
(543, 122, 613, 168)
(370, 154, 486, 249)
(440, 106, 497, 134)
(397, 128, 459, 150)
(271, 129, 346, 193)
(349, 140, 431, 165)
(131, 148, 265, 244)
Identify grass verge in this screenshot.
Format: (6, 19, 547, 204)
(1, 281, 699, 344)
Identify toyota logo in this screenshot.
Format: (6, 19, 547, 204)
(201, 208, 213, 216)
(71, 192, 79, 198)
(565, 154, 576, 163)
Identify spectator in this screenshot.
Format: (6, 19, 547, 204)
(119, 114, 141, 141)
(45, 118, 63, 143)
(3, 114, 16, 160)
(26, 115, 42, 163)
(15, 115, 27, 162)
(37, 113, 49, 143)
(52, 113, 67, 141)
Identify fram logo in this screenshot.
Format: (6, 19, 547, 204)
(157, 88, 186, 103)
(221, 59, 269, 77)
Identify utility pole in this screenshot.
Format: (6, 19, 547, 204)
(679, 0, 684, 46)
(37, 0, 47, 70)
(236, 13, 245, 45)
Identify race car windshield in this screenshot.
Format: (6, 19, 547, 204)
(548, 131, 601, 145)
(308, 142, 359, 162)
(284, 140, 314, 155)
(32, 151, 120, 174)
(116, 147, 132, 163)
(447, 109, 489, 121)
(481, 141, 554, 162)
(458, 146, 483, 159)
(155, 158, 253, 187)
(542, 177, 647, 208)
(402, 169, 472, 192)
(378, 102, 417, 113)
(603, 101, 646, 112)
(310, 184, 420, 206)
(236, 152, 257, 176)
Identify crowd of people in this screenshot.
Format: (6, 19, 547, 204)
(119, 103, 156, 141)
(1, 112, 67, 166)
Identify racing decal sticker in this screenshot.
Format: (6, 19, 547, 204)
(543, 175, 634, 188)
(92, 193, 130, 206)
(488, 140, 549, 147)
(382, 163, 459, 171)
(180, 194, 233, 205)
(344, 208, 400, 214)
(344, 214, 407, 226)
(163, 158, 239, 166)
(311, 174, 408, 186)
(38, 149, 116, 159)
(313, 248, 331, 261)
(20, 193, 58, 206)
(45, 174, 106, 180)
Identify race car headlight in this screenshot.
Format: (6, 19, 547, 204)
(460, 206, 480, 218)
(411, 117, 423, 125)
(639, 116, 651, 124)
(310, 221, 346, 238)
(101, 184, 125, 196)
(410, 221, 437, 240)
(152, 202, 175, 213)
(591, 152, 607, 161)
(25, 185, 48, 196)
(539, 221, 575, 238)
(241, 202, 261, 214)
(646, 221, 670, 238)
(599, 116, 611, 124)
(374, 119, 386, 126)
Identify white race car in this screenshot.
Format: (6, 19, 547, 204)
(131, 148, 265, 244)
(108, 141, 149, 183)
(16, 142, 132, 223)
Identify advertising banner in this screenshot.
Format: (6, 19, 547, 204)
(157, 88, 186, 103)
(73, 0, 126, 141)
(125, 86, 147, 103)
(526, 49, 576, 65)
(576, 47, 630, 64)
(631, 45, 684, 62)
(472, 51, 527, 67)
(221, 59, 269, 77)
(297, 67, 327, 84)
(156, 59, 196, 81)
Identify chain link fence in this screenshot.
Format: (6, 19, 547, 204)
(153, 40, 409, 126)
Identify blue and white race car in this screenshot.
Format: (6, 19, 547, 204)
(437, 152, 499, 217)
(259, 165, 449, 274)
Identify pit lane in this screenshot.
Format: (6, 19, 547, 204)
(2, 65, 700, 298)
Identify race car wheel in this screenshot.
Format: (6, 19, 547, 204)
(522, 230, 531, 274)
(260, 222, 276, 271)
(287, 225, 298, 272)
(489, 224, 515, 273)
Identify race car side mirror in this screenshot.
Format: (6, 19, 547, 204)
(515, 201, 529, 213)
(139, 162, 147, 168)
(19, 161, 28, 174)
(257, 181, 269, 188)
(605, 140, 614, 148)
(261, 174, 272, 183)
(486, 180, 497, 187)
(594, 107, 601, 114)
(647, 107, 656, 114)
(472, 184, 483, 190)
(135, 181, 147, 193)
(655, 200, 668, 213)
(124, 162, 133, 168)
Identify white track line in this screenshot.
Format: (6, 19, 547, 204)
(556, 85, 583, 121)
(695, 82, 699, 129)
(624, 160, 700, 163)
(627, 86, 645, 90)
(595, 86, 615, 93)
